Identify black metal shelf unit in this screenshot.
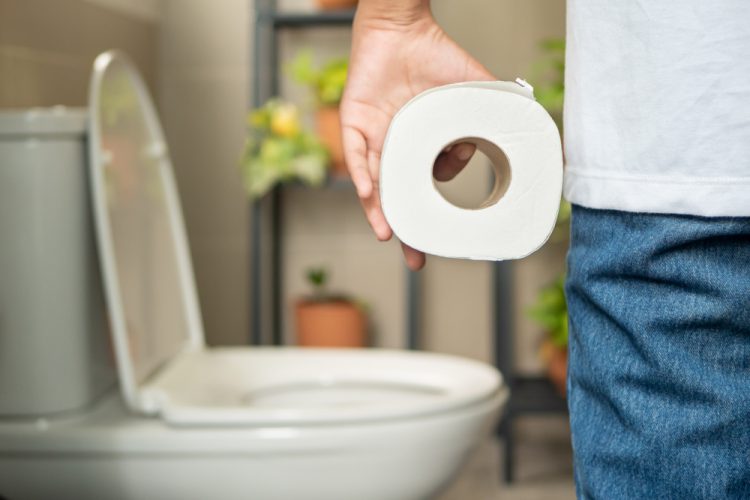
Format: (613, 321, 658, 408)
(249, 1, 420, 349)
(264, 9, 357, 27)
(494, 261, 568, 483)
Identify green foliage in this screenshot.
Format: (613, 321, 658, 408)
(288, 51, 349, 106)
(530, 38, 570, 241)
(307, 267, 328, 290)
(526, 39, 570, 347)
(241, 98, 329, 199)
(530, 38, 565, 128)
(550, 198, 572, 243)
(527, 275, 568, 348)
(303, 267, 368, 309)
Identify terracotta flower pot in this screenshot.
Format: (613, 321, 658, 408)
(540, 339, 568, 397)
(296, 299, 366, 347)
(547, 347, 567, 397)
(316, 106, 347, 177)
(315, 0, 357, 11)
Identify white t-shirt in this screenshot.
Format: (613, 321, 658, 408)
(563, 1, 750, 217)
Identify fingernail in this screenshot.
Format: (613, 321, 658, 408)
(455, 143, 475, 161)
(375, 225, 391, 241)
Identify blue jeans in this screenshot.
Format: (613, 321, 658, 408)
(565, 205, 750, 499)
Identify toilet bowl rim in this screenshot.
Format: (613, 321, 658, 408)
(142, 346, 506, 427)
(0, 388, 507, 456)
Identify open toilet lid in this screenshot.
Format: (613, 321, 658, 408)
(88, 51, 205, 414)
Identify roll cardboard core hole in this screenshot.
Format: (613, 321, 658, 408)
(432, 138, 511, 210)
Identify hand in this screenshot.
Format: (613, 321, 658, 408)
(342, 2, 495, 270)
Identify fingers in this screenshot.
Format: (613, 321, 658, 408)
(433, 142, 475, 182)
(361, 150, 392, 241)
(342, 126, 372, 199)
(401, 242, 426, 271)
(342, 125, 391, 240)
(340, 120, 424, 268)
(360, 187, 392, 241)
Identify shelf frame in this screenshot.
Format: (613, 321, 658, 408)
(494, 261, 568, 483)
(263, 9, 356, 28)
(249, 0, 419, 349)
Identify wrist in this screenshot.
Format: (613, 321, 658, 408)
(355, 0, 433, 30)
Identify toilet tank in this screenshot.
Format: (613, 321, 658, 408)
(0, 107, 115, 416)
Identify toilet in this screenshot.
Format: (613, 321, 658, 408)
(0, 51, 507, 500)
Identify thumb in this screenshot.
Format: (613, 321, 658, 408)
(433, 142, 476, 182)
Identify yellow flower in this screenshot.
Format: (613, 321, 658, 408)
(270, 103, 300, 138)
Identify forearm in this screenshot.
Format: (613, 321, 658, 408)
(354, 0, 433, 29)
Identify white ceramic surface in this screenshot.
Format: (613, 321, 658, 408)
(0, 107, 116, 416)
(143, 347, 504, 425)
(0, 381, 505, 500)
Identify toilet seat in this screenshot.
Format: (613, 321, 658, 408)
(139, 347, 503, 426)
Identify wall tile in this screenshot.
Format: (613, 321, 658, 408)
(159, 0, 249, 68)
(0, 0, 158, 107)
(158, 0, 251, 346)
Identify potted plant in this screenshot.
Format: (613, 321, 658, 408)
(315, 0, 357, 12)
(295, 267, 367, 348)
(288, 52, 349, 176)
(241, 98, 328, 199)
(525, 38, 570, 396)
(528, 275, 568, 396)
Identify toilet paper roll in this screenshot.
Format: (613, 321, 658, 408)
(380, 80, 563, 261)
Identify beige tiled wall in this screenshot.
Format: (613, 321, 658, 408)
(157, 0, 251, 346)
(0, 0, 158, 107)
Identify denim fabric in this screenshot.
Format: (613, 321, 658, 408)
(565, 205, 750, 499)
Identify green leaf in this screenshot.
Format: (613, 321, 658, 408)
(292, 154, 327, 187)
(541, 38, 566, 52)
(526, 273, 569, 347)
(287, 50, 318, 86)
(249, 107, 271, 130)
(307, 268, 328, 289)
(318, 59, 348, 105)
(287, 51, 348, 106)
(529, 38, 566, 119)
(557, 199, 572, 224)
(241, 97, 330, 200)
(243, 159, 284, 199)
